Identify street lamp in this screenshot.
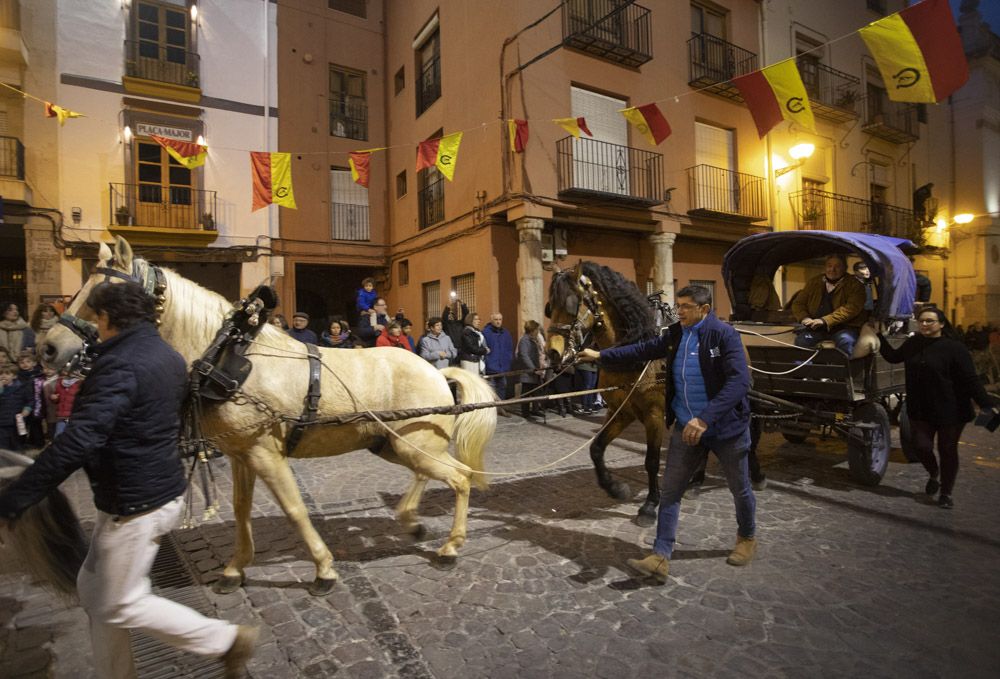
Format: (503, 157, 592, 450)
(775, 143, 815, 178)
(953, 213, 974, 224)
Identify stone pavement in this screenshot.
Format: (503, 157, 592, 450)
(2, 411, 999, 678)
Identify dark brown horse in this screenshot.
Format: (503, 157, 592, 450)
(545, 262, 678, 526)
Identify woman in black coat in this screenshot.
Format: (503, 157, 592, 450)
(878, 307, 997, 508)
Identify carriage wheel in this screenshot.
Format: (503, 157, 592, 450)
(847, 402, 890, 486)
(898, 400, 919, 463)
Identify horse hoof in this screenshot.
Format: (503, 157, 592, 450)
(635, 511, 656, 528)
(408, 523, 427, 541)
(308, 577, 338, 596)
(212, 574, 244, 595)
(609, 481, 632, 501)
(432, 554, 457, 571)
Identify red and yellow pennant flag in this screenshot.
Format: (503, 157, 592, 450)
(250, 152, 297, 211)
(507, 119, 529, 153)
(151, 135, 207, 169)
(859, 0, 967, 103)
(733, 60, 816, 138)
(416, 132, 463, 181)
(348, 151, 371, 188)
(553, 117, 592, 138)
(44, 102, 83, 126)
(620, 103, 671, 146)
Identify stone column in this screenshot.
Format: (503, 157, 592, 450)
(23, 219, 64, 308)
(648, 232, 677, 303)
(516, 217, 545, 331)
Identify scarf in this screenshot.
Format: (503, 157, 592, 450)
(0, 317, 30, 361)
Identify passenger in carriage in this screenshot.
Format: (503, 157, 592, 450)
(853, 261, 876, 313)
(792, 254, 867, 356)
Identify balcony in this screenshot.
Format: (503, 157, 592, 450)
(797, 60, 861, 123)
(790, 188, 920, 240)
(556, 136, 663, 207)
(331, 203, 370, 241)
(562, 0, 652, 69)
(863, 101, 919, 144)
(330, 93, 368, 141)
(687, 164, 767, 222)
(0, 135, 29, 204)
(123, 40, 201, 103)
(109, 182, 218, 246)
(418, 174, 444, 229)
(687, 33, 758, 102)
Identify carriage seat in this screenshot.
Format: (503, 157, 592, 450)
(850, 324, 880, 359)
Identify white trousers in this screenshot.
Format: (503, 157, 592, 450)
(77, 495, 237, 679)
(459, 360, 482, 375)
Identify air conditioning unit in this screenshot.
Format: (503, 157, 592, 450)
(541, 233, 554, 262)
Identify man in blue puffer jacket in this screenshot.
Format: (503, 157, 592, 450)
(579, 285, 757, 582)
(0, 281, 256, 678)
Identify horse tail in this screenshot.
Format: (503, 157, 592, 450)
(439, 368, 497, 490)
(0, 449, 89, 600)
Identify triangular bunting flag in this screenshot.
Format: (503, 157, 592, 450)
(416, 132, 463, 181)
(349, 151, 371, 188)
(733, 60, 816, 137)
(151, 135, 207, 169)
(507, 119, 529, 153)
(44, 102, 83, 126)
(620, 103, 671, 146)
(553, 117, 592, 138)
(859, 0, 968, 103)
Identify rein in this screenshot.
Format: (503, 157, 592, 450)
(548, 272, 606, 365)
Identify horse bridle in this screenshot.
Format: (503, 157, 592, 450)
(56, 259, 167, 370)
(548, 271, 606, 364)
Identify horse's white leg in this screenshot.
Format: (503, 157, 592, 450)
(248, 448, 339, 595)
(396, 474, 429, 539)
(214, 458, 256, 594)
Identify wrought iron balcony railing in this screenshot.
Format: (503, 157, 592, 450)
(797, 60, 861, 123)
(556, 136, 663, 206)
(863, 100, 920, 144)
(331, 203, 370, 241)
(687, 33, 758, 102)
(124, 40, 200, 88)
(329, 93, 368, 141)
(110, 182, 217, 230)
(0, 136, 24, 180)
(562, 0, 652, 68)
(790, 188, 919, 240)
(418, 175, 444, 229)
(417, 55, 441, 115)
(687, 164, 767, 221)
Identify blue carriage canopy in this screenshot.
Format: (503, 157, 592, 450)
(722, 231, 917, 321)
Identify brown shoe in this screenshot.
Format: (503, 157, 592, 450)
(626, 553, 670, 582)
(223, 625, 259, 679)
(726, 536, 757, 566)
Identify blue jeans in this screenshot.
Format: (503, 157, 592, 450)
(653, 426, 756, 558)
(486, 374, 507, 400)
(573, 369, 598, 409)
(794, 327, 858, 355)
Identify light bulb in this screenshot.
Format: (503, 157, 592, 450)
(953, 213, 974, 224)
(788, 143, 815, 160)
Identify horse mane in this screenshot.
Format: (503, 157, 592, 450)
(580, 262, 656, 345)
(154, 264, 234, 360)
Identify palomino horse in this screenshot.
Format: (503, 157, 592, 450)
(546, 262, 677, 526)
(42, 237, 497, 595)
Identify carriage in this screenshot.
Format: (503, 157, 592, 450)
(723, 230, 916, 486)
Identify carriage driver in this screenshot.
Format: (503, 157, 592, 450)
(577, 285, 757, 582)
(792, 253, 867, 355)
(0, 281, 258, 679)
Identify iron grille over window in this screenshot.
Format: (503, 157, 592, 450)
(416, 30, 441, 115)
(556, 136, 663, 206)
(562, 0, 653, 68)
(330, 65, 367, 141)
(330, 168, 370, 241)
(418, 167, 444, 229)
(451, 273, 476, 314)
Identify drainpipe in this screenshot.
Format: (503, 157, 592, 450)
(264, 1, 279, 281)
(759, 1, 783, 297)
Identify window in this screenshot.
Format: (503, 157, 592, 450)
(795, 35, 822, 99)
(866, 81, 888, 121)
(801, 178, 827, 227)
(329, 65, 367, 140)
(394, 66, 405, 95)
(866, 0, 886, 15)
(398, 260, 409, 286)
(423, 280, 441, 325)
(418, 132, 444, 229)
(133, 138, 194, 226)
(416, 28, 440, 115)
(870, 181, 888, 231)
(396, 170, 407, 198)
(130, 1, 195, 87)
(690, 3, 728, 80)
(330, 167, 370, 241)
(328, 0, 366, 19)
(691, 2, 725, 38)
(569, 86, 629, 196)
(451, 273, 476, 314)
(688, 280, 715, 307)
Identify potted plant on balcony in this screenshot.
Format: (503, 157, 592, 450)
(835, 88, 859, 110)
(115, 205, 131, 226)
(200, 212, 215, 230)
(801, 204, 825, 228)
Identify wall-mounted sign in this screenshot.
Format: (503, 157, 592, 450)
(135, 123, 192, 141)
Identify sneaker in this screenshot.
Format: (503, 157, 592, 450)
(751, 474, 767, 491)
(223, 625, 259, 679)
(626, 553, 670, 582)
(726, 536, 757, 567)
(925, 478, 940, 496)
(938, 494, 953, 509)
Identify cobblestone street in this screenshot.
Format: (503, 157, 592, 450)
(3, 411, 999, 678)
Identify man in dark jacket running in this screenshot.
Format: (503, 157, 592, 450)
(0, 281, 256, 679)
(578, 285, 757, 582)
